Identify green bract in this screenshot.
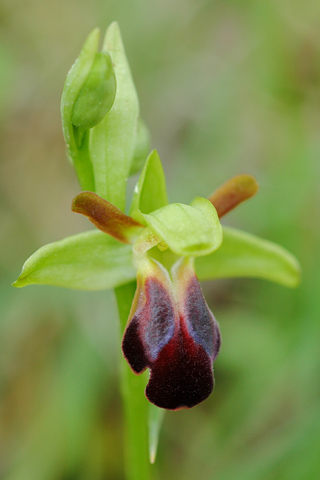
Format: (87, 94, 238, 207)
(130, 150, 169, 216)
(90, 22, 139, 210)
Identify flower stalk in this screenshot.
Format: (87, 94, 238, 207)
(115, 283, 151, 480)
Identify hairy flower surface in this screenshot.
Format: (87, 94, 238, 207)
(122, 257, 221, 410)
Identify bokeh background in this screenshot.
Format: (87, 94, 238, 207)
(1, 1, 320, 479)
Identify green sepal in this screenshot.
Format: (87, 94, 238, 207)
(139, 197, 222, 257)
(90, 22, 139, 210)
(129, 118, 151, 176)
(12, 231, 135, 291)
(71, 52, 116, 130)
(195, 226, 301, 287)
(130, 150, 169, 218)
(61, 28, 100, 191)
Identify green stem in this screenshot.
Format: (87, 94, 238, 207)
(115, 282, 152, 480)
(72, 128, 95, 192)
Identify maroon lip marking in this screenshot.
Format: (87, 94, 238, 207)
(122, 276, 176, 374)
(145, 322, 214, 410)
(122, 258, 221, 410)
(182, 276, 221, 362)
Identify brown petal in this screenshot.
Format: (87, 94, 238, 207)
(72, 191, 144, 243)
(208, 174, 259, 218)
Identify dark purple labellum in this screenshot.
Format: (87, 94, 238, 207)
(145, 322, 215, 410)
(122, 257, 221, 410)
(181, 275, 221, 362)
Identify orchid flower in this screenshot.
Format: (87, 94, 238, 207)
(13, 155, 300, 409)
(13, 19, 300, 440)
(122, 255, 221, 410)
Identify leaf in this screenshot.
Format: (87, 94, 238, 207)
(90, 22, 139, 211)
(130, 118, 151, 176)
(72, 191, 144, 243)
(148, 404, 165, 464)
(140, 197, 222, 257)
(13, 231, 135, 291)
(195, 226, 301, 287)
(130, 149, 169, 218)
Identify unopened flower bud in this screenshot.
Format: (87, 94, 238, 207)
(71, 52, 116, 130)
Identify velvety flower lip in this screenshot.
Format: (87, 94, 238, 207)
(122, 258, 177, 374)
(122, 257, 221, 410)
(122, 274, 176, 373)
(173, 258, 221, 362)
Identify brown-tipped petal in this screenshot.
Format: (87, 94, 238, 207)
(72, 191, 144, 243)
(208, 174, 259, 218)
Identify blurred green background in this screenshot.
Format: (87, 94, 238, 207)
(1, 0, 319, 479)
